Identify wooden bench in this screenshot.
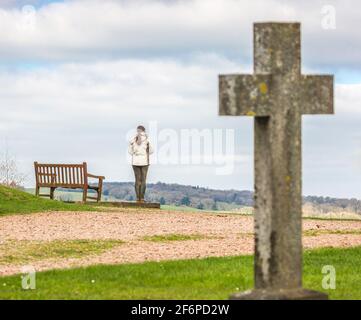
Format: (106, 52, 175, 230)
(34, 162, 105, 202)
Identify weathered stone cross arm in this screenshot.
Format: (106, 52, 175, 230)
(219, 74, 333, 116)
(219, 22, 333, 117)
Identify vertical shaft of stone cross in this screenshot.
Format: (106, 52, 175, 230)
(253, 23, 302, 290)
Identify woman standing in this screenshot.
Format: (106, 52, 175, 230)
(128, 125, 154, 203)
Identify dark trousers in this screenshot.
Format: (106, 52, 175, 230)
(132, 165, 149, 201)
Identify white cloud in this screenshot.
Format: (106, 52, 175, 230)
(0, 54, 247, 185)
(0, 55, 238, 130)
(0, 54, 360, 197)
(335, 84, 361, 114)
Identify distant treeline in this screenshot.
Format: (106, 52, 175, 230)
(102, 182, 361, 214)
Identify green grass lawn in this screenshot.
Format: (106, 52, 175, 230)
(0, 239, 124, 265)
(142, 233, 207, 242)
(0, 246, 360, 300)
(0, 185, 98, 216)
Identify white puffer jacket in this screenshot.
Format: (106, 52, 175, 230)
(128, 133, 154, 166)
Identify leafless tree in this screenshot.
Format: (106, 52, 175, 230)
(0, 147, 26, 188)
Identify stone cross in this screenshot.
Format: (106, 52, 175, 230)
(219, 23, 333, 299)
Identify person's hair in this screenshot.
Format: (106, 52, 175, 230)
(137, 125, 146, 132)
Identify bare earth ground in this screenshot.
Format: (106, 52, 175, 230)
(1, 209, 361, 276)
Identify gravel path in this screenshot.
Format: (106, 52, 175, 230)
(1, 209, 361, 276)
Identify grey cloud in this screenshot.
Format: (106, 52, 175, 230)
(0, 0, 359, 73)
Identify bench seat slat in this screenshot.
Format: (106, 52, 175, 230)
(38, 184, 86, 188)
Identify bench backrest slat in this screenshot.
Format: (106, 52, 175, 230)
(56, 166, 59, 184)
(76, 167, 80, 185)
(65, 166, 69, 184)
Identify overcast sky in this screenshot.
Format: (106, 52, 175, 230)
(0, 0, 360, 198)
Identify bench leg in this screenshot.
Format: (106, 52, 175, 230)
(35, 185, 40, 197)
(97, 179, 103, 202)
(50, 187, 55, 200)
(82, 188, 88, 203)
(96, 190, 101, 202)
